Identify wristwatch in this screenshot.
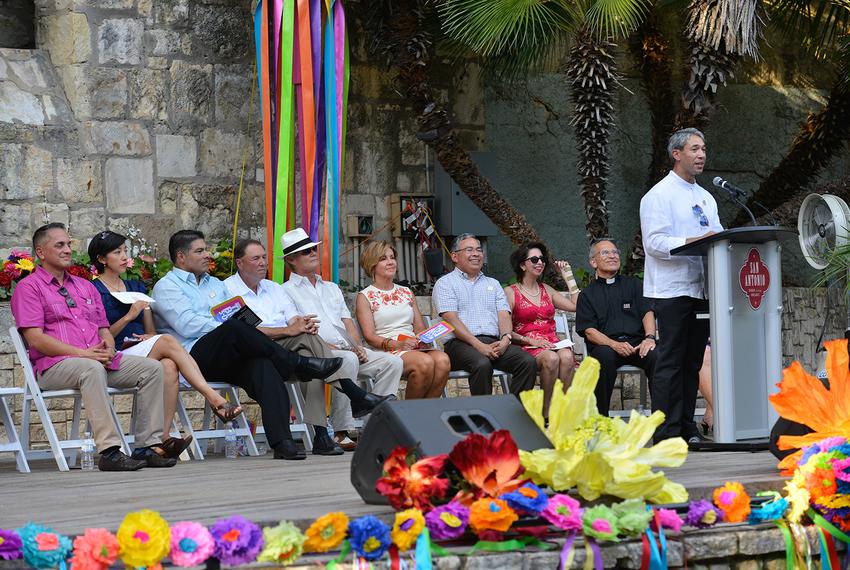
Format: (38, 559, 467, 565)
(500, 333, 511, 341)
(644, 334, 656, 341)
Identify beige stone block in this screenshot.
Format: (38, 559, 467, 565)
(0, 82, 44, 125)
(0, 369, 12, 388)
(42, 12, 91, 65)
(98, 18, 143, 65)
(104, 157, 155, 214)
(0, 143, 53, 200)
(57, 158, 103, 203)
(87, 121, 151, 156)
(198, 128, 246, 179)
(0, 354, 13, 370)
(128, 68, 167, 120)
(69, 208, 106, 242)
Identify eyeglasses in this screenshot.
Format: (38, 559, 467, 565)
(297, 246, 318, 256)
(524, 256, 546, 265)
(454, 247, 483, 255)
(692, 205, 709, 227)
(598, 249, 620, 258)
(57, 286, 76, 308)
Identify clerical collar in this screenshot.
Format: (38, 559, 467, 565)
(606, 277, 616, 284)
(595, 274, 619, 285)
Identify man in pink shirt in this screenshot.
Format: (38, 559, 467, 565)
(11, 223, 174, 471)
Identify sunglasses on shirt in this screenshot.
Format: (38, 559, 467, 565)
(692, 204, 709, 227)
(57, 286, 76, 308)
(524, 256, 546, 265)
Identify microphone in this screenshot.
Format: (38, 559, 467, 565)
(712, 176, 745, 198)
(712, 176, 757, 226)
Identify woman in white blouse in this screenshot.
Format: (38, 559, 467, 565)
(355, 241, 449, 399)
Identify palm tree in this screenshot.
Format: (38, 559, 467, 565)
(734, 0, 850, 226)
(361, 0, 568, 287)
(437, 0, 649, 242)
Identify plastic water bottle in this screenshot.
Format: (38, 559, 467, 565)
(80, 431, 95, 471)
(225, 422, 237, 459)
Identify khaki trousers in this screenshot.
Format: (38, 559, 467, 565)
(328, 348, 403, 432)
(39, 355, 165, 453)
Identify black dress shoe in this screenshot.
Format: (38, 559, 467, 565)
(132, 448, 178, 468)
(312, 432, 344, 456)
(293, 356, 343, 382)
(98, 451, 146, 471)
(351, 393, 396, 419)
(273, 439, 307, 460)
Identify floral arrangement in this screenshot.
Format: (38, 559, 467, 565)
(0, 250, 36, 300)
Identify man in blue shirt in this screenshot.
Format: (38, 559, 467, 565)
(152, 230, 389, 460)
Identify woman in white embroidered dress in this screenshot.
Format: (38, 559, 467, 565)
(355, 241, 449, 399)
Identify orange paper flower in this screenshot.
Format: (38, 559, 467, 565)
(449, 430, 525, 504)
(303, 512, 348, 553)
(712, 482, 751, 523)
(770, 339, 850, 474)
(375, 447, 449, 512)
(468, 498, 518, 535)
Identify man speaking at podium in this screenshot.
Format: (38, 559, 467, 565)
(640, 128, 724, 444)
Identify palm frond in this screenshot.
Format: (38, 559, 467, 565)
(766, 0, 850, 56)
(438, 0, 574, 59)
(685, 0, 764, 58)
(585, 0, 652, 40)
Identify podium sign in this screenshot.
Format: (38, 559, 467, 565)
(671, 227, 795, 443)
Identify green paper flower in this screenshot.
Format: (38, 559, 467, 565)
(582, 505, 619, 542)
(612, 499, 653, 538)
(257, 522, 305, 566)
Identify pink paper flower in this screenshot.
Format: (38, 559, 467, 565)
(651, 509, 684, 533)
(541, 494, 583, 531)
(169, 522, 214, 567)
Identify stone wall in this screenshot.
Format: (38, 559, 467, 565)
(0, 0, 265, 260)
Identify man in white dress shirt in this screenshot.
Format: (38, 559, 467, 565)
(225, 238, 388, 454)
(640, 128, 724, 443)
(279, 228, 403, 447)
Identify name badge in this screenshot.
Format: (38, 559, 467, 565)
(209, 292, 217, 298)
(623, 303, 631, 309)
(86, 298, 92, 305)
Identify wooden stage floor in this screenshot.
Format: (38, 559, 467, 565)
(0, 449, 786, 536)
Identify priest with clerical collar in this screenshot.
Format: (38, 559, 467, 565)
(575, 239, 657, 417)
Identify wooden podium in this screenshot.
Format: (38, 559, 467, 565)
(671, 227, 796, 443)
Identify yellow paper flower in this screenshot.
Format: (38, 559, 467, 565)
(785, 475, 812, 524)
(116, 509, 170, 569)
(257, 522, 304, 566)
(15, 258, 34, 272)
(390, 509, 425, 551)
(304, 512, 348, 553)
(519, 358, 689, 504)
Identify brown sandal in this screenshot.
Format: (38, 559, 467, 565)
(159, 436, 193, 459)
(213, 402, 243, 423)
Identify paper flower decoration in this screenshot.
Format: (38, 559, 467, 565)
(500, 482, 548, 516)
(391, 509, 425, 551)
(613, 499, 653, 538)
(116, 509, 171, 569)
(69, 528, 118, 570)
(468, 498, 518, 535)
(652, 509, 684, 533)
(583, 505, 619, 542)
(257, 522, 305, 566)
(425, 502, 469, 541)
(519, 359, 689, 504)
(713, 482, 751, 523)
(748, 493, 789, 524)
(685, 499, 722, 528)
(375, 447, 449, 512)
(304, 512, 349, 553)
(541, 494, 583, 531)
(449, 430, 525, 504)
(784, 436, 850, 530)
(348, 516, 391, 562)
(0, 529, 22, 561)
(169, 522, 214, 567)
(769, 339, 850, 474)
(17, 523, 72, 569)
(210, 516, 263, 566)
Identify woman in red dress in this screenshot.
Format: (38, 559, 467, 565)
(505, 242, 579, 418)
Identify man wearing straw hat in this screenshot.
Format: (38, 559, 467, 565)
(281, 228, 403, 450)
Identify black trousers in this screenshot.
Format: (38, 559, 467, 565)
(587, 340, 656, 417)
(650, 297, 709, 441)
(443, 336, 537, 397)
(190, 319, 302, 448)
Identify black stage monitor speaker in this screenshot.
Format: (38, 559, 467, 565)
(351, 395, 552, 505)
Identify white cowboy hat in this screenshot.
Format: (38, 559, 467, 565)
(280, 227, 321, 258)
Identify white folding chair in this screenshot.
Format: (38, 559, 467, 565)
(609, 365, 649, 418)
(191, 382, 260, 458)
(254, 383, 314, 453)
(0, 387, 30, 473)
(10, 326, 135, 471)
